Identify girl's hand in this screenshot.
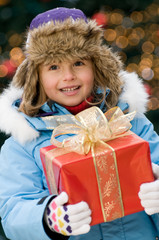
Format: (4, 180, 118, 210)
(138, 163, 159, 215)
(44, 192, 91, 236)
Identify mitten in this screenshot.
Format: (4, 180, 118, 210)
(44, 192, 91, 236)
(138, 163, 159, 215)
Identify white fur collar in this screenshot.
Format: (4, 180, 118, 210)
(119, 70, 148, 114)
(0, 71, 148, 145)
(0, 86, 39, 145)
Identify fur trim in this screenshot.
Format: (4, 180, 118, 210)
(0, 71, 148, 144)
(0, 85, 39, 145)
(25, 19, 102, 63)
(119, 71, 148, 115)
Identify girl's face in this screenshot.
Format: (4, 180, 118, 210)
(39, 59, 94, 106)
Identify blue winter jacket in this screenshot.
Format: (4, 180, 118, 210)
(0, 71, 159, 240)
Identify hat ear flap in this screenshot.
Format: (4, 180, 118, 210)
(13, 59, 39, 103)
(19, 61, 39, 112)
(18, 60, 46, 116)
(12, 59, 29, 88)
(12, 58, 40, 114)
(94, 46, 122, 93)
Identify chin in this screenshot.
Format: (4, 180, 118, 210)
(65, 103, 79, 107)
(63, 101, 82, 107)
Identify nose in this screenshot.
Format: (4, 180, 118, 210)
(63, 66, 75, 81)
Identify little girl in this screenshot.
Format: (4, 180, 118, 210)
(0, 7, 159, 240)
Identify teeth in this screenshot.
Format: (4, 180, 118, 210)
(62, 86, 78, 92)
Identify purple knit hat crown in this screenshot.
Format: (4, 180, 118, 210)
(30, 7, 87, 30)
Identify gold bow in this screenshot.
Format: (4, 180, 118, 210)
(43, 106, 136, 155)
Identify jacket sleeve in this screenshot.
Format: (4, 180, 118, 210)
(130, 113, 159, 165)
(0, 137, 69, 240)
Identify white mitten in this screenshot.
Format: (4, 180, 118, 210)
(44, 192, 91, 236)
(152, 162, 159, 179)
(138, 163, 159, 215)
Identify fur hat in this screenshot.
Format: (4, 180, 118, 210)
(12, 7, 123, 116)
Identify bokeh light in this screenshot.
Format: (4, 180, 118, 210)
(0, 0, 10, 6)
(110, 12, 123, 25)
(126, 63, 138, 73)
(116, 36, 128, 49)
(147, 97, 159, 110)
(9, 34, 23, 47)
(141, 68, 154, 81)
(128, 32, 140, 46)
(100, 2, 159, 110)
(10, 47, 25, 66)
(130, 11, 143, 23)
(142, 41, 154, 54)
(104, 29, 116, 42)
(0, 65, 8, 78)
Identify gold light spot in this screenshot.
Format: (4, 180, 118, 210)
(104, 29, 117, 41)
(141, 53, 153, 61)
(151, 31, 159, 44)
(9, 34, 23, 47)
(130, 11, 143, 23)
(110, 12, 123, 25)
(115, 25, 126, 37)
(10, 47, 25, 66)
(116, 36, 128, 49)
(140, 58, 152, 68)
(0, 65, 8, 77)
(126, 63, 138, 73)
(128, 33, 140, 46)
(148, 97, 159, 110)
(153, 67, 159, 80)
(142, 41, 154, 54)
(146, 3, 159, 16)
(134, 27, 145, 39)
(0, 0, 10, 6)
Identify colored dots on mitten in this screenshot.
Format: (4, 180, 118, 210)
(61, 230, 67, 235)
(51, 201, 57, 210)
(46, 206, 51, 215)
(54, 224, 60, 232)
(48, 218, 52, 226)
(66, 225, 72, 233)
(58, 219, 64, 228)
(52, 212, 56, 222)
(57, 207, 62, 217)
(45, 193, 91, 236)
(63, 205, 68, 211)
(64, 214, 69, 223)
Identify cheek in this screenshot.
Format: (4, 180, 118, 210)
(85, 73, 94, 90)
(42, 77, 56, 91)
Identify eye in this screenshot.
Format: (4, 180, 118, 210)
(49, 65, 58, 70)
(74, 61, 84, 67)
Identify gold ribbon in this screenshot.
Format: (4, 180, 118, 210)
(43, 106, 136, 221)
(43, 106, 136, 154)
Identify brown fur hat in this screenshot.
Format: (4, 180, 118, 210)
(12, 7, 123, 116)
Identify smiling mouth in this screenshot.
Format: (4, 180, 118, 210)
(60, 86, 80, 92)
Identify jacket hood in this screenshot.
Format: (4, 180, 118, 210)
(0, 71, 148, 145)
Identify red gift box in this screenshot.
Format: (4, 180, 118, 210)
(40, 132, 154, 226)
